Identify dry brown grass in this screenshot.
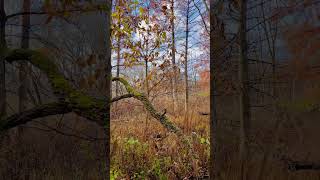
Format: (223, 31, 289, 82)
(110, 95, 210, 179)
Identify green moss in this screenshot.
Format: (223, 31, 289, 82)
(50, 75, 72, 92)
(30, 51, 58, 73)
(112, 77, 144, 97)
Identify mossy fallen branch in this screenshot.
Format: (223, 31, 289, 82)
(1, 48, 181, 135)
(112, 77, 181, 134)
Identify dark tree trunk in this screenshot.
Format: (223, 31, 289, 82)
(209, 0, 224, 179)
(0, 0, 6, 118)
(104, 0, 112, 179)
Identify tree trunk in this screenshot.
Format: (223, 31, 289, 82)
(115, 0, 121, 98)
(144, 5, 151, 136)
(184, 0, 190, 125)
(0, 0, 6, 118)
(210, 3, 218, 178)
(239, 0, 250, 179)
(104, 0, 112, 179)
(116, 33, 120, 96)
(171, 0, 177, 114)
(210, 0, 224, 179)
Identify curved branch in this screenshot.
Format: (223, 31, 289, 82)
(111, 94, 134, 103)
(6, 11, 47, 20)
(112, 77, 181, 134)
(4, 49, 107, 126)
(1, 48, 181, 135)
(5, 6, 111, 20)
(0, 102, 71, 131)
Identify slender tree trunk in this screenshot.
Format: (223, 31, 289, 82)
(184, 0, 190, 125)
(104, 0, 112, 179)
(19, 0, 30, 113)
(171, 0, 177, 114)
(115, 0, 121, 98)
(145, 5, 150, 98)
(144, 5, 150, 137)
(239, 0, 250, 179)
(116, 35, 120, 95)
(0, 0, 6, 118)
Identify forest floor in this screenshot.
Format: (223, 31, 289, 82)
(110, 95, 210, 179)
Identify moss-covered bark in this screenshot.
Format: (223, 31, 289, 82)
(4, 49, 108, 125)
(112, 77, 181, 134)
(1, 48, 180, 134)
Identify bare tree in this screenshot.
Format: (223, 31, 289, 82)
(184, 0, 190, 123)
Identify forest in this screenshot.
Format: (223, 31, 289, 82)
(0, 0, 320, 179)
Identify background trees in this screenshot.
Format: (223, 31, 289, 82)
(209, 0, 320, 179)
